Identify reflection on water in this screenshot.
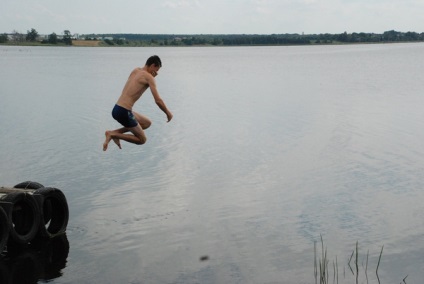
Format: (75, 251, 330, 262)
(0, 235, 69, 283)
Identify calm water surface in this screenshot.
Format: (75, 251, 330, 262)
(1, 43, 424, 283)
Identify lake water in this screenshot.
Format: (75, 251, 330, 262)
(1, 43, 424, 284)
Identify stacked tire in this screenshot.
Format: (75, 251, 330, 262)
(0, 206, 9, 253)
(0, 181, 69, 252)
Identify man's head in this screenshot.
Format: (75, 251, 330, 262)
(146, 55, 162, 68)
(146, 55, 161, 77)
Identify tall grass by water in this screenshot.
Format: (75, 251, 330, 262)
(314, 236, 408, 284)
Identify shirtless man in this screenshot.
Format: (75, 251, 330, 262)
(103, 55, 173, 151)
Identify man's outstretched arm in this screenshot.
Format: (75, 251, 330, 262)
(149, 78, 173, 122)
(155, 96, 173, 122)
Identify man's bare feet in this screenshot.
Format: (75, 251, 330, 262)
(103, 131, 122, 151)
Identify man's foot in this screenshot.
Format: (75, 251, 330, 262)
(103, 131, 112, 151)
(112, 138, 122, 149)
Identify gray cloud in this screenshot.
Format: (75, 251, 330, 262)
(1, 0, 423, 34)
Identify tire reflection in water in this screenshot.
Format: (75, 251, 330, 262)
(0, 234, 69, 283)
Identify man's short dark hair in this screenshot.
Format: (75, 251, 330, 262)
(146, 55, 162, 67)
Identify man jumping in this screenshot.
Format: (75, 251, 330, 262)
(103, 55, 173, 151)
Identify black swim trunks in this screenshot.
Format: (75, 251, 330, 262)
(112, 104, 138, 128)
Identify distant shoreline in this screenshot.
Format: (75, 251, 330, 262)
(1, 40, 423, 48)
(0, 40, 101, 47)
(2, 30, 424, 47)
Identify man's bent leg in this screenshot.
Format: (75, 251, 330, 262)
(133, 111, 152, 130)
(103, 124, 146, 151)
(125, 124, 147, 144)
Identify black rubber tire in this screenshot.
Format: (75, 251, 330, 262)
(0, 192, 41, 245)
(0, 207, 9, 253)
(14, 181, 44, 190)
(33, 188, 69, 238)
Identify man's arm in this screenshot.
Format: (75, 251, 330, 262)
(148, 77, 173, 122)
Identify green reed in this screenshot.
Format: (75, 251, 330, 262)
(313, 236, 407, 284)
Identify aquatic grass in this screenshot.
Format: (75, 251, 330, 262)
(314, 235, 330, 284)
(314, 237, 407, 284)
(375, 245, 383, 283)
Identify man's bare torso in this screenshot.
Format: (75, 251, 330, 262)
(116, 68, 150, 110)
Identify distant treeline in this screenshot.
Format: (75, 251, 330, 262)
(85, 30, 424, 46)
(2, 29, 424, 46)
(0, 29, 73, 45)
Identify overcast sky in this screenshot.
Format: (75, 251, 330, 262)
(2, 0, 424, 35)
